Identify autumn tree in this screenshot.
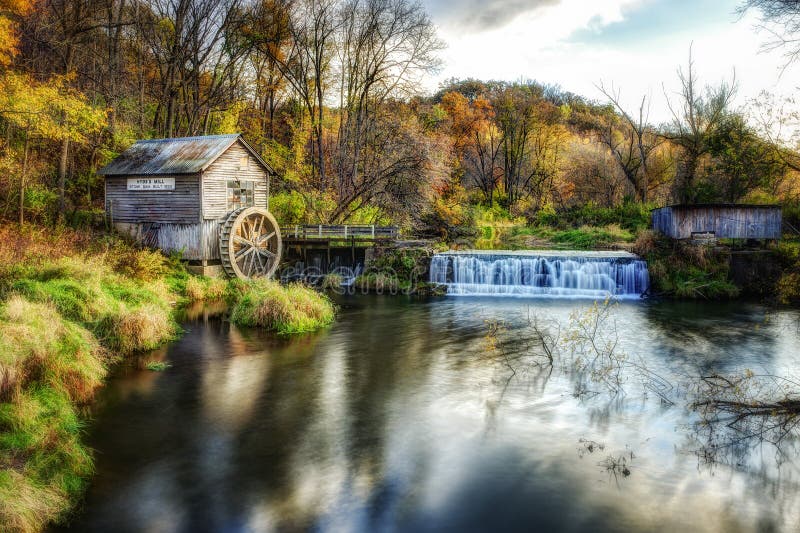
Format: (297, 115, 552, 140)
(596, 83, 660, 202)
(440, 91, 501, 205)
(663, 48, 737, 203)
(494, 83, 567, 211)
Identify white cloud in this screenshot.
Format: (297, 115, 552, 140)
(428, 0, 798, 125)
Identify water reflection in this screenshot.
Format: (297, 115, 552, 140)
(55, 296, 800, 532)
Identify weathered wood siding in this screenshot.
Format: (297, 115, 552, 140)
(113, 220, 222, 260)
(652, 206, 782, 239)
(201, 220, 221, 260)
(202, 141, 269, 220)
(105, 174, 200, 224)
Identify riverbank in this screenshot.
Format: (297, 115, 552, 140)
(0, 225, 334, 532)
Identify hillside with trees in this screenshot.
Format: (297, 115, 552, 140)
(0, 0, 797, 233)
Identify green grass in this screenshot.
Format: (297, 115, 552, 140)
(636, 232, 740, 300)
(145, 361, 172, 372)
(353, 272, 405, 292)
(0, 299, 101, 532)
(229, 280, 335, 335)
(184, 276, 227, 302)
(6, 257, 177, 354)
(502, 224, 635, 250)
(0, 230, 185, 532)
(534, 202, 654, 232)
(0, 225, 342, 532)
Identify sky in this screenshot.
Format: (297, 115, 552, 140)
(422, 0, 798, 125)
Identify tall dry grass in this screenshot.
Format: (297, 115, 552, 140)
(229, 280, 335, 335)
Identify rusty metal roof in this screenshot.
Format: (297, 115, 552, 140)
(652, 203, 782, 211)
(98, 134, 273, 176)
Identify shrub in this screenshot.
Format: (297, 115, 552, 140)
(269, 190, 307, 225)
(369, 248, 430, 285)
(321, 273, 344, 291)
(632, 229, 659, 257)
(229, 280, 335, 335)
(776, 272, 800, 305)
(112, 248, 168, 282)
(641, 235, 739, 299)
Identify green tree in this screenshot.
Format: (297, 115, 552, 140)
(704, 113, 788, 202)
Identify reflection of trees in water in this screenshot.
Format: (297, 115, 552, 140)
(484, 299, 800, 489)
(75, 297, 800, 531)
(643, 300, 781, 375)
(223, 295, 477, 530)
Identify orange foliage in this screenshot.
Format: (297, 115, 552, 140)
(0, 0, 32, 67)
(439, 91, 496, 156)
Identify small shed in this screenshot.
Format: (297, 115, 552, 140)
(651, 204, 782, 240)
(100, 134, 282, 278)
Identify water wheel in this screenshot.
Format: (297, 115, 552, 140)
(219, 207, 282, 280)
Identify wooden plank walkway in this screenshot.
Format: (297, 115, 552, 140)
(280, 224, 399, 242)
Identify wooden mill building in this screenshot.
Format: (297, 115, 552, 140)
(100, 134, 283, 278)
(651, 204, 782, 240)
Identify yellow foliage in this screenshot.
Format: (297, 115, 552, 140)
(0, 0, 32, 67)
(0, 73, 107, 143)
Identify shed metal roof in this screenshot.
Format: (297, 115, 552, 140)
(652, 203, 782, 211)
(98, 134, 274, 176)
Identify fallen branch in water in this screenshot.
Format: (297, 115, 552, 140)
(690, 372, 800, 462)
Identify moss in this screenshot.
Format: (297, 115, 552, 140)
(411, 282, 448, 297)
(229, 280, 335, 335)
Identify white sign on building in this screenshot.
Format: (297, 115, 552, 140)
(127, 177, 175, 191)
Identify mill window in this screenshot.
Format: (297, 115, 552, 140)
(227, 180, 255, 211)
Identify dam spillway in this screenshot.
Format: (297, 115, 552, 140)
(429, 250, 650, 299)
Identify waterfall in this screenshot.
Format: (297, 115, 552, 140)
(429, 250, 649, 299)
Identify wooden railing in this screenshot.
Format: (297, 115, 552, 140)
(280, 224, 399, 240)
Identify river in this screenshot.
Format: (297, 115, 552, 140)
(55, 295, 800, 532)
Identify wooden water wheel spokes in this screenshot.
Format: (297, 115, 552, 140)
(220, 207, 282, 279)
